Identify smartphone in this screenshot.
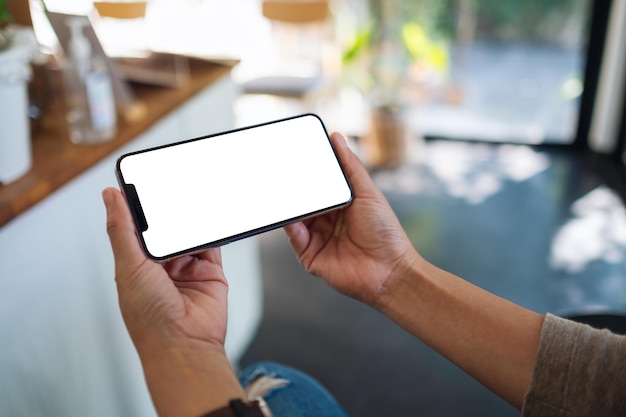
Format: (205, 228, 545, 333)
(115, 113, 353, 261)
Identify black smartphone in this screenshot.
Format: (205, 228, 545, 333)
(115, 113, 353, 260)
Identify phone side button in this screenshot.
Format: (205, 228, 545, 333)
(123, 183, 149, 232)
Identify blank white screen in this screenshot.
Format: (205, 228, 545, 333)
(118, 114, 352, 259)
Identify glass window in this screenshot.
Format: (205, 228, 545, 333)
(339, 0, 592, 145)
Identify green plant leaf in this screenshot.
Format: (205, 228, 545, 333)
(342, 27, 373, 65)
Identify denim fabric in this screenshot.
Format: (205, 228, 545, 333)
(238, 362, 349, 417)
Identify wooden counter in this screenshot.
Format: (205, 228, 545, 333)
(0, 60, 234, 228)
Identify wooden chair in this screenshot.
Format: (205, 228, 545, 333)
(240, 0, 337, 103)
(262, 0, 329, 23)
(93, 2, 147, 19)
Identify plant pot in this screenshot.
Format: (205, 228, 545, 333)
(361, 104, 409, 169)
(0, 27, 35, 184)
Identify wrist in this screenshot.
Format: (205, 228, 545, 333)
(138, 338, 244, 417)
(372, 249, 424, 311)
(134, 328, 227, 360)
(373, 255, 544, 407)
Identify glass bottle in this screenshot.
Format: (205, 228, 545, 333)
(61, 16, 116, 144)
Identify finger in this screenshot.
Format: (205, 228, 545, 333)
(330, 132, 368, 184)
(284, 221, 311, 256)
(103, 187, 147, 267)
(163, 250, 227, 285)
(329, 131, 350, 159)
(330, 132, 360, 166)
(197, 247, 223, 266)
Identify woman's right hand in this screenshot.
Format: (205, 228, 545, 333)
(284, 132, 420, 307)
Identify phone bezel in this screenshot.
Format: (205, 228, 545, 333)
(115, 113, 353, 261)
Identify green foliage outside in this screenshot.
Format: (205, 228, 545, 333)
(467, 0, 590, 43)
(399, 0, 590, 44)
(343, 0, 590, 66)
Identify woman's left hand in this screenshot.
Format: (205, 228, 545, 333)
(103, 187, 244, 417)
(103, 187, 229, 350)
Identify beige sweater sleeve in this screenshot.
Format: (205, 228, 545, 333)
(521, 313, 626, 417)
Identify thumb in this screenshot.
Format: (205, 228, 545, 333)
(330, 132, 384, 201)
(103, 187, 147, 267)
(329, 132, 369, 187)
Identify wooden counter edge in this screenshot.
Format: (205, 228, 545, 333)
(0, 61, 235, 229)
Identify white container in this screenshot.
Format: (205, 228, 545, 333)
(0, 29, 35, 184)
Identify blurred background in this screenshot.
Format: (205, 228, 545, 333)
(1, 1, 626, 416)
(26, 0, 593, 144)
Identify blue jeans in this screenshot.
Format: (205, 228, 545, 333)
(238, 362, 349, 417)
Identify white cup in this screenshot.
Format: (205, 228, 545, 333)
(0, 28, 34, 185)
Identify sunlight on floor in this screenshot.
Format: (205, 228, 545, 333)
(550, 186, 626, 273)
(373, 140, 550, 204)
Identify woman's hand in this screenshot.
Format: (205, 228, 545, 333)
(284, 132, 420, 307)
(103, 187, 244, 417)
(286, 133, 544, 410)
(103, 187, 228, 350)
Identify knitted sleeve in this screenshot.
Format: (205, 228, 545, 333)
(521, 313, 626, 417)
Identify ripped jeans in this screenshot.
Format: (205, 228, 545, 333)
(238, 362, 349, 417)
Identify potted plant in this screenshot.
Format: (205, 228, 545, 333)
(341, 0, 450, 168)
(0, 0, 12, 51)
